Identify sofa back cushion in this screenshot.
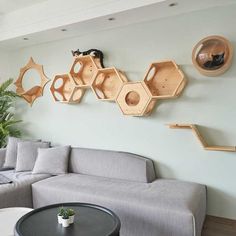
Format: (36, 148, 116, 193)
(69, 147, 156, 183)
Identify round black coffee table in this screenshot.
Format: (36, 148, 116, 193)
(14, 203, 120, 236)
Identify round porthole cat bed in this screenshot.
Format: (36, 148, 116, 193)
(192, 35, 233, 76)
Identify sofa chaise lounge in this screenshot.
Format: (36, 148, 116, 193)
(0, 146, 206, 236)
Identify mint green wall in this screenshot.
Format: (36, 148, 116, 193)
(8, 5, 236, 219)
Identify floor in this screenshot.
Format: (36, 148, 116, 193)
(202, 215, 236, 236)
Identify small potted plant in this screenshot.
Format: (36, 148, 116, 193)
(67, 208, 75, 224)
(61, 211, 70, 228)
(57, 207, 65, 224)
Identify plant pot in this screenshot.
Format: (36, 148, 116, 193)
(69, 215, 75, 224)
(61, 218, 70, 228)
(57, 214, 63, 224)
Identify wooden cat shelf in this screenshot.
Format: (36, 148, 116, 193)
(143, 60, 186, 99)
(116, 82, 156, 116)
(168, 123, 236, 152)
(14, 57, 50, 106)
(50, 74, 85, 103)
(70, 55, 102, 87)
(91, 67, 128, 101)
(49, 48, 187, 116)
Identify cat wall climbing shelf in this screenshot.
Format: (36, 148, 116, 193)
(70, 55, 102, 87)
(49, 49, 187, 116)
(14, 57, 50, 106)
(143, 60, 186, 99)
(192, 35, 233, 76)
(91, 67, 128, 101)
(50, 74, 84, 103)
(168, 123, 236, 152)
(116, 82, 156, 116)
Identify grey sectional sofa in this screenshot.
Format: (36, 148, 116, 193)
(0, 146, 206, 236)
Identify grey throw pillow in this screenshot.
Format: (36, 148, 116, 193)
(3, 137, 40, 168)
(15, 141, 50, 172)
(32, 146, 71, 175)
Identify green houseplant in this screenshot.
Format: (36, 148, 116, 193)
(0, 79, 21, 148)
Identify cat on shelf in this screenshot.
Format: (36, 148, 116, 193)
(203, 52, 225, 69)
(71, 48, 105, 68)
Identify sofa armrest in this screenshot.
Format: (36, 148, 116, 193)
(0, 148, 6, 168)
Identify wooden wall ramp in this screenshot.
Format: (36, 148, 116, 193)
(91, 67, 128, 101)
(168, 123, 236, 152)
(116, 82, 156, 116)
(50, 74, 85, 103)
(143, 60, 187, 99)
(14, 57, 50, 106)
(70, 55, 102, 88)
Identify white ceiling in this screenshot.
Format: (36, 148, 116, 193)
(0, 0, 235, 50)
(0, 0, 47, 14)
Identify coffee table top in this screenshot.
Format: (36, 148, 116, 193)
(14, 203, 120, 236)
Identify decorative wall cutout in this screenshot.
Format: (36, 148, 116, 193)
(91, 67, 128, 101)
(14, 57, 50, 105)
(143, 60, 186, 99)
(192, 35, 233, 76)
(116, 82, 156, 116)
(50, 74, 85, 103)
(168, 123, 236, 152)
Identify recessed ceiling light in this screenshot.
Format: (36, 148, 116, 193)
(108, 17, 115, 21)
(23, 37, 29, 40)
(169, 2, 178, 7)
(61, 29, 67, 32)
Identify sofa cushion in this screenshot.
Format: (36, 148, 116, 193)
(15, 141, 50, 172)
(0, 170, 50, 208)
(69, 147, 156, 183)
(32, 146, 70, 175)
(32, 174, 206, 236)
(3, 137, 40, 168)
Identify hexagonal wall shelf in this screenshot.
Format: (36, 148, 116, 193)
(116, 82, 156, 116)
(50, 74, 85, 103)
(143, 60, 186, 99)
(91, 67, 128, 101)
(70, 55, 102, 87)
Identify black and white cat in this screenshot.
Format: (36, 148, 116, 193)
(203, 52, 225, 69)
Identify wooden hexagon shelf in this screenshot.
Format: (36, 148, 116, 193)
(14, 57, 50, 106)
(69, 55, 102, 87)
(50, 74, 85, 103)
(91, 67, 128, 101)
(143, 60, 186, 99)
(116, 82, 156, 116)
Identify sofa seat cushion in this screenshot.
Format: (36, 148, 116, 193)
(32, 174, 206, 236)
(0, 170, 50, 208)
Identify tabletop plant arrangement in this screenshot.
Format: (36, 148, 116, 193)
(57, 207, 76, 228)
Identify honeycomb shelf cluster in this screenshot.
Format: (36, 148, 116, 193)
(50, 55, 187, 116)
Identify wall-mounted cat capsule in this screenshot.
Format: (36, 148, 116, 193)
(192, 35, 233, 76)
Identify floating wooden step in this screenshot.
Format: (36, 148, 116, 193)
(168, 123, 236, 152)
